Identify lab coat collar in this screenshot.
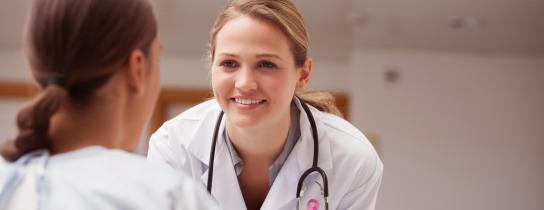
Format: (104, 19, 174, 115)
(187, 103, 223, 165)
(292, 97, 333, 171)
(186, 105, 248, 210)
(199, 135, 247, 210)
(260, 97, 333, 210)
(186, 98, 334, 210)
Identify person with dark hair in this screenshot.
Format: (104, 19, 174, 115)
(148, 0, 383, 209)
(0, 0, 218, 209)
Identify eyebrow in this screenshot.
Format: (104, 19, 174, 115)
(218, 53, 239, 58)
(217, 53, 283, 61)
(256, 53, 283, 61)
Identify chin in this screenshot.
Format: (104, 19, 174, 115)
(229, 113, 263, 129)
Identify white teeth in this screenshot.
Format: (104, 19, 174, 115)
(234, 98, 263, 105)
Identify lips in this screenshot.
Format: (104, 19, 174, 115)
(233, 98, 266, 105)
(230, 97, 267, 110)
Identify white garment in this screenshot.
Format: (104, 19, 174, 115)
(6, 159, 39, 210)
(148, 98, 384, 210)
(0, 146, 219, 210)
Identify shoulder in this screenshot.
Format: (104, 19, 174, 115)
(63, 150, 196, 198)
(99, 151, 219, 209)
(315, 110, 376, 154)
(0, 156, 10, 169)
(151, 99, 220, 146)
(314, 109, 382, 180)
(70, 150, 188, 184)
(0, 158, 14, 183)
(46, 149, 211, 209)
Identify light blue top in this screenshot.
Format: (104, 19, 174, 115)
(0, 146, 219, 210)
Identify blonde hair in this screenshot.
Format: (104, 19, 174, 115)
(209, 0, 342, 117)
(298, 91, 343, 118)
(209, 0, 308, 67)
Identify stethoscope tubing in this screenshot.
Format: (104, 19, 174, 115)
(206, 110, 224, 193)
(206, 97, 329, 209)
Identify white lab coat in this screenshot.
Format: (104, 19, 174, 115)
(148, 98, 383, 210)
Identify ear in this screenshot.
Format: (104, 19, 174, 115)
(295, 57, 312, 92)
(124, 49, 147, 95)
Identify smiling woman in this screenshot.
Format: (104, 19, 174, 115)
(148, 0, 383, 210)
(212, 15, 303, 130)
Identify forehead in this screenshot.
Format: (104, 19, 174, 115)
(215, 15, 292, 59)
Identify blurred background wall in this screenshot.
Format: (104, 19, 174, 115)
(0, 0, 543, 210)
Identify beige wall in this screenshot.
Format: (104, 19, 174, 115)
(0, 50, 351, 142)
(0, 50, 30, 81)
(0, 50, 351, 91)
(1, 48, 544, 210)
(351, 49, 544, 210)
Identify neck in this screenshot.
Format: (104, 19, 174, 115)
(48, 98, 125, 154)
(226, 112, 291, 165)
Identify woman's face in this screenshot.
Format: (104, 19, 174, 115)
(211, 15, 310, 129)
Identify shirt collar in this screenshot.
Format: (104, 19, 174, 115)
(222, 100, 301, 185)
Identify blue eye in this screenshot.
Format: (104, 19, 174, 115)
(257, 61, 277, 69)
(220, 60, 239, 68)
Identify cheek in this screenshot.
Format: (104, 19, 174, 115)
(211, 70, 231, 96)
(265, 75, 297, 101)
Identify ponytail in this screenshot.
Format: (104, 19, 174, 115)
(0, 85, 66, 162)
(0, 0, 158, 162)
(297, 91, 343, 118)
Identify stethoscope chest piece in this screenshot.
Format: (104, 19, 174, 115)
(296, 167, 329, 210)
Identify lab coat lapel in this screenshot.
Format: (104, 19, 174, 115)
(200, 139, 247, 210)
(187, 109, 247, 210)
(259, 146, 302, 210)
(187, 105, 222, 166)
(260, 99, 333, 210)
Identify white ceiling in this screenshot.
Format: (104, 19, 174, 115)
(350, 0, 544, 55)
(1, 0, 543, 60)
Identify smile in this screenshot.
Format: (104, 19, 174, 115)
(232, 98, 266, 105)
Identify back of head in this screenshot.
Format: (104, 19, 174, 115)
(0, 0, 157, 162)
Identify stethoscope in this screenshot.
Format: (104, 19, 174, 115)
(206, 97, 329, 210)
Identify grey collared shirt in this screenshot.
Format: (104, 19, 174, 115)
(223, 102, 301, 186)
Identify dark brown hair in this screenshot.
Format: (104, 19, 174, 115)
(209, 0, 341, 116)
(0, 0, 157, 162)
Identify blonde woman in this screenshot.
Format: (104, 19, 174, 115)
(148, 0, 383, 209)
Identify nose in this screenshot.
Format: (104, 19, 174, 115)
(235, 67, 258, 93)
